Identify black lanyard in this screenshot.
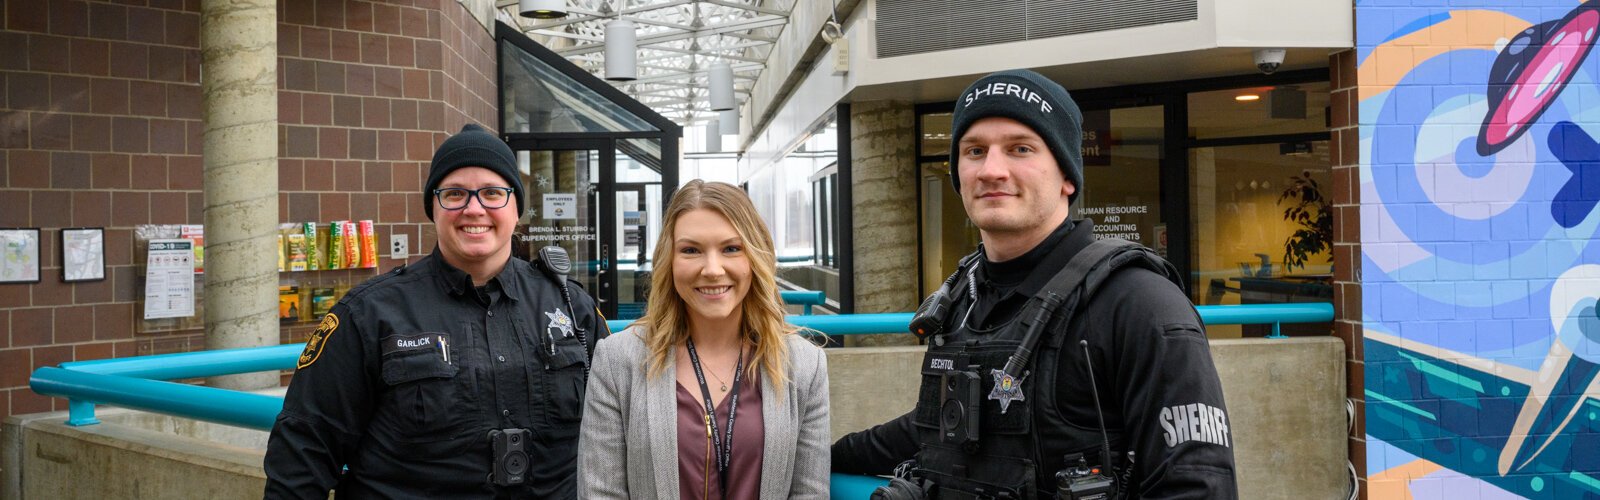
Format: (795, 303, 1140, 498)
(686, 337, 744, 500)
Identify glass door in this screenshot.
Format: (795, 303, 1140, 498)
(612, 183, 662, 320)
(512, 139, 612, 316)
(1073, 104, 1166, 249)
(510, 137, 668, 320)
(610, 139, 665, 320)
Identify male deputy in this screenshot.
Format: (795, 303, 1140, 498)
(832, 70, 1237, 498)
(264, 124, 608, 498)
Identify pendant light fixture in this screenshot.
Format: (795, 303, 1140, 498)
(710, 62, 735, 111)
(706, 119, 723, 152)
(719, 108, 739, 136)
(604, 19, 637, 81)
(519, 0, 567, 19)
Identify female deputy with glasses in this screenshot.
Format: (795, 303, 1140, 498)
(266, 124, 608, 499)
(577, 180, 830, 499)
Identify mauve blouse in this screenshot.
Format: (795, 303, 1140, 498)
(676, 374, 764, 500)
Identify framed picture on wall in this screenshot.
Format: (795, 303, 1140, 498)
(0, 228, 42, 284)
(61, 227, 106, 283)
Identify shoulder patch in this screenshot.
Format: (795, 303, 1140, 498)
(298, 313, 339, 369)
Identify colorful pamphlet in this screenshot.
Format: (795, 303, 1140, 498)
(315, 222, 331, 271)
(287, 234, 308, 271)
(311, 287, 336, 317)
(328, 221, 345, 270)
(278, 285, 302, 321)
(302, 222, 319, 271)
(359, 220, 377, 268)
(342, 221, 359, 268)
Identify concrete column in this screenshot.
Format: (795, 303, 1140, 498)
(201, 0, 279, 390)
(848, 101, 919, 346)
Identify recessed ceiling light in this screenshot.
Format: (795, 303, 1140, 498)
(1235, 94, 1260, 102)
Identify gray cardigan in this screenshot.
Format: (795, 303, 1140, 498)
(577, 327, 831, 499)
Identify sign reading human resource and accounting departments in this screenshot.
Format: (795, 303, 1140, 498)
(1081, 204, 1151, 243)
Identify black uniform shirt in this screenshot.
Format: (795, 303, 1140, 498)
(965, 217, 1078, 330)
(833, 218, 1238, 498)
(264, 250, 608, 499)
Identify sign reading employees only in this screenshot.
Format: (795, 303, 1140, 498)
(543, 193, 577, 220)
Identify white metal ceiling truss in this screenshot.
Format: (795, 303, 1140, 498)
(496, 0, 793, 125)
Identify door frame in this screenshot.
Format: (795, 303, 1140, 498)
(506, 137, 622, 317)
(613, 181, 661, 320)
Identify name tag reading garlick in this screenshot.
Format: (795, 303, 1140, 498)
(382, 332, 449, 356)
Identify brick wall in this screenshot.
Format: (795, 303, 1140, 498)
(1328, 47, 1364, 499)
(0, 0, 498, 420)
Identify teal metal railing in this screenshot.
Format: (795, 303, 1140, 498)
(617, 290, 827, 320)
(1195, 302, 1332, 339)
(604, 302, 1332, 336)
(604, 311, 917, 335)
(29, 303, 1331, 498)
(37, 343, 304, 427)
(779, 290, 827, 315)
(591, 254, 815, 270)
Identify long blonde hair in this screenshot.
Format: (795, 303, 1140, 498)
(635, 180, 794, 393)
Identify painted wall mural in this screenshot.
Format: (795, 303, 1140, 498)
(1359, 2, 1600, 498)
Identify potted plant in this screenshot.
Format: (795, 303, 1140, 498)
(1278, 169, 1333, 272)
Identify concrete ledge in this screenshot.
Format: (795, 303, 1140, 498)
(823, 336, 1349, 498)
(3, 409, 267, 499)
(2, 389, 282, 500)
(825, 345, 927, 440)
(1211, 337, 1348, 498)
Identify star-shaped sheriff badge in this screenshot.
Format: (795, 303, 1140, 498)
(988, 369, 1027, 414)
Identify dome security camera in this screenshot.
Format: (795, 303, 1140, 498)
(1254, 48, 1286, 75)
(820, 20, 843, 43)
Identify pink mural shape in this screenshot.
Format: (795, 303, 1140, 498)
(1479, 3, 1600, 156)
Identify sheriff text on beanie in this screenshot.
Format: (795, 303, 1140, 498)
(947, 69, 1084, 204)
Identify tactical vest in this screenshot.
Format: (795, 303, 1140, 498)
(909, 238, 1183, 499)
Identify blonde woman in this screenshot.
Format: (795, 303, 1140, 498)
(578, 180, 830, 499)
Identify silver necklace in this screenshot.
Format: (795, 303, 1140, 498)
(706, 348, 740, 391)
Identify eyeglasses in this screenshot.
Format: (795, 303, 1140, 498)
(433, 187, 514, 210)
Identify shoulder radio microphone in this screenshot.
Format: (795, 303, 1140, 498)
(534, 245, 590, 376)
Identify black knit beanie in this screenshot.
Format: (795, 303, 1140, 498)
(424, 123, 523, 220)
(948, 69, 1084, 204)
